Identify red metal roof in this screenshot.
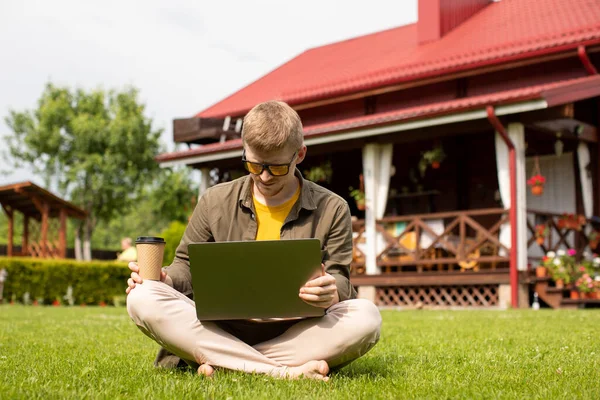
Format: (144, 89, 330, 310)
(198, 0, 600, 119)
(157, 75, 600, 163)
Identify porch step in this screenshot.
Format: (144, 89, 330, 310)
(534, 277, 599, 309)
(534, 279, 563, 309)
(561, 299, 600, 309)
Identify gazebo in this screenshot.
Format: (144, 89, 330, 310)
(0, 181, 86, 258)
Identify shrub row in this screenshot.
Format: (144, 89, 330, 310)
(0, 257, 130, 305)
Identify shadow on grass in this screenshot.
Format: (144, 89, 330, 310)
(332, 355, 403, 379)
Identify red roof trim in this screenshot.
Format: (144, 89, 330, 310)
(157, 75, 600, 163)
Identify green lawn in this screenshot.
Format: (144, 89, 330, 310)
(0, 306, 598, 399)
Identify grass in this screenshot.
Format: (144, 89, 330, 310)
(1, 306, 599, 399)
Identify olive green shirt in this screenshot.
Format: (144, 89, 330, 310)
(165, 169, 357, 302)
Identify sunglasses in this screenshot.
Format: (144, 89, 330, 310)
(242, 149, 297, 176)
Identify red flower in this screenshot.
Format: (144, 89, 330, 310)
(99, 301, 106, 307)
(527, 174, 546, 187)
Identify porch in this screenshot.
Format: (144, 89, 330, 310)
(348, 207, 600, 309)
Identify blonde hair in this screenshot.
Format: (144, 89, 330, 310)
(242, 100, 303, 152)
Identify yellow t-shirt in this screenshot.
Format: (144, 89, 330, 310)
(253, 187, 301, 240)
(117, 247, 137, 262)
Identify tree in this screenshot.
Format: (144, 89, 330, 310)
(148, 167, 198, 223)
(4, 83, 162, 260)
(90, 168, 197, 251)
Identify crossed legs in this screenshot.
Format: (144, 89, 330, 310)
(127, 280, 381, 379)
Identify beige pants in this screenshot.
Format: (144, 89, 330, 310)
(127, 280, 381, 376)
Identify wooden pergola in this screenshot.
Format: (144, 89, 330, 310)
(0, 181, 86, 258)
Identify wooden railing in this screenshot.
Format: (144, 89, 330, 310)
(352, 208, 510, 274)
(526, 209, 599, 260)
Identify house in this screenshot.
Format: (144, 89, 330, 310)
(156, 0, 600, 308)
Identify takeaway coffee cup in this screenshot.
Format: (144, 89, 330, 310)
(135, 236, 166, 281)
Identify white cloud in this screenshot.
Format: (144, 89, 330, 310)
(0, 0, 417, 184)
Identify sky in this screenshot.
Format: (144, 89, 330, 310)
(0, 0, 417, 186)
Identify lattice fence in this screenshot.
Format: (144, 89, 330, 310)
(376, 285, 499, 307)
(26, 217, 63, 258)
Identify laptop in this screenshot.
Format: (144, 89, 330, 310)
(188, 239, 325, 321)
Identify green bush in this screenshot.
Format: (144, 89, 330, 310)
(159, 221, 187, 266)
(0, 257, 130, 305)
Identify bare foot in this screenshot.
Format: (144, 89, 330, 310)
(284, 360, 329, 381)
(197, 364, 215, 377)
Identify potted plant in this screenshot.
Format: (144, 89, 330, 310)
(527, 174, 546, 196)
(542, 249, 578, 288)
(535, 261, 548, 278)
(539, 251, 556, 280)
(570, 287, 580, 299)
(418, 145, 445, 176)
(349, 187, 365, 211)
(304, 161, 333, 184)
(575, 273, 597, 299)
(349, 174, 366, 211)
(588, 230, 600, 250)
(557, 213, 587, 231)
(534, 224, 549, 246)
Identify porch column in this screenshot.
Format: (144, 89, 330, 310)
(22, 215, 29, 257)
(577, 142, 594, 218)
(59, 208, 67, 258)
(361, 143, 394, 276)
(41, 203, 49, 258)
(2, 205, 14, 257)
(495, 123, 527, 271)
(511, 123, 528, 273)
(199, 168, 211, 198)
(362, 144, 379, 277)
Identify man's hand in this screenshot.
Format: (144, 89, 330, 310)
(299, 264, 339, 309)
(126, 262, 172, 294)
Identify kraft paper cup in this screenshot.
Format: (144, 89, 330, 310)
(135, 236, 166, 281)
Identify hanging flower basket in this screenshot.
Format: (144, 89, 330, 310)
(527, 157, 546, 196)
(527, 174, 546, 195)
(419, 145, 445, 176)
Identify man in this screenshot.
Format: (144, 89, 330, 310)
(117, 237, 137, 262)
(126, 101, 381, 381)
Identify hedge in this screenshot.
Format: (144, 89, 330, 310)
(0, 257, 130, 305)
